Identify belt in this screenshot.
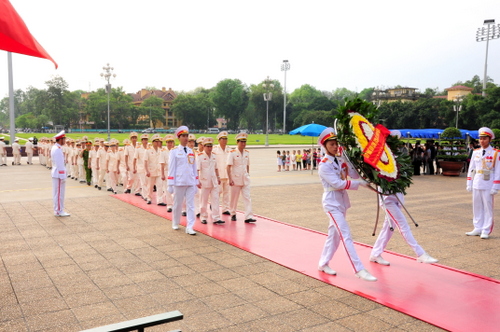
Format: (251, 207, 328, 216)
(324, 187, 342, 192)
(476, 170, 490, 174)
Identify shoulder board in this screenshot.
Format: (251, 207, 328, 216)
(474, 148, 481, 151)
(230, 149, 236, 152)
(321, 157, 329, 163)
(172, 146, 178, 150)
(244, 149, 249, 152)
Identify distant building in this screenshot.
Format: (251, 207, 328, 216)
(216, 118, 227, 129)
(443, 85, 473, 101)
(372, 87, 419, 104)
(130, 87, 180, 128)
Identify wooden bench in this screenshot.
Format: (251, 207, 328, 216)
(80, 310, 183, 332)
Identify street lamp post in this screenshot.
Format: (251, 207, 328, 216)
(476, 19, 500, 96)
(281, 60, 290, 134)
(262, 76, 274, 147)
(100, 63, 116, 142)
(453, 96, 463, 128)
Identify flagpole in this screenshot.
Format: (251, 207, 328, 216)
(8, 52, 15, 146)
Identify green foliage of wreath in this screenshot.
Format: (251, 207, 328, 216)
(334, 98, 413, 195)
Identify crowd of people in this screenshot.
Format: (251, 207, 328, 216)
(30, 128, 256, 236)
(276, 148, 323, 171)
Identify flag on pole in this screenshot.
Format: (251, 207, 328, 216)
(0, 0, 57, 68)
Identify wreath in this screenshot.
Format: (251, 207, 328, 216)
(334, 98, 413, 195)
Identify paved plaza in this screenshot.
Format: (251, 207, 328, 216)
(0, 146, 498, 331)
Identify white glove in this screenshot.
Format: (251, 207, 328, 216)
(167, 186, 174, 194)
(356, 180, 369, 188)
(466, 186, 472, 192)
(491, 189, 498, 195)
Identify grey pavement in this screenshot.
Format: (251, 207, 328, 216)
(0, 149, 498, 332)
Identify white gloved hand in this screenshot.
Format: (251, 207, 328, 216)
(356, 180, 369, 188)
(466, 186, 472, 192)
(491, 189, 498, 195)
(167, 186, 174, 194)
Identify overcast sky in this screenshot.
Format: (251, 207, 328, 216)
(2, 0, 500, 98)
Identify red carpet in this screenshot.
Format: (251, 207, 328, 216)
(114, 194, 500, 332)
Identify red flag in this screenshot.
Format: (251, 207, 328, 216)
(0, 0, 57, 68)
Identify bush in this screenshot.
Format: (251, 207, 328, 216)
(441, 127, 462, 139)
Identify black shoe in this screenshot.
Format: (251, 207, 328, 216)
(167, 208, 172, 212)
(153, 185, 157, 192)
(135, 193, 141, 196)
(87, 182, 91, 186)
(158, 203, 166, 206)
(222, 211, 231, 215)
(214, 220, 225, 224)
(196, 213, 200, 218)
(147, 200, 151, 204)
(182, 212, 187, 217)
(80, 180, 86, 184)
(94, 185, 98, 188)
(98, 187, 101, 190)
(231, 215, 237, 221)
(245, 218, 257, 223)
(201, 220, 207, 224)
(107, 188, 113, 192)
(113, 191, 117, 194)
(124, 189, 131, 194)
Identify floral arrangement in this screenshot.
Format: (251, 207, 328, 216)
(335, 98, 413, 195)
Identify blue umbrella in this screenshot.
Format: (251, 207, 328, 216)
(289, 123, 327, 137)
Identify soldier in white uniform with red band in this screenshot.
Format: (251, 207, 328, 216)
(316, 127, 376, 281)
(466, 127, 500, 239)
(168, 126, 199, 235)
(51, 131, 70, 217)
(213, 131, 231, 215)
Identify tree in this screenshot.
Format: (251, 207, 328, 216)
(288, 84, 335, 127)
(247, 79, 283, 132)
(211, 79, 248, 130)
(171, 91, 213, 129)
(141, 96, 164, 129)
(44, 76, 78, 128)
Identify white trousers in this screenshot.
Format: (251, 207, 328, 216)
(146, 175, 162, 203)
(91, 166, 99, 185)
(98, 168, 106, 187)
(200, 185, 221, 221)
(229, 185, 253, 220)
(52, 177, 66, 215)
(27, 153, 33, 164)
(173, 185, 196, 229)
(107, 171, 118, 191)
(219, 178, 230, 212)
(319, 209, 365, 273)
(138, 172, 148, 198)
(0, 154, 6, 165)
(13, 153, 20, 164)
(162, 179, 173, 207)
(371, 202, 424, 258)
(472, 189, 495, 235)
(78, 164, 85, 181)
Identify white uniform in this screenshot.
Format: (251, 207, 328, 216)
(25, 141, 34, 164)
(227, 148, 253, 220)
(124, 144, 139, 193)
(144, 146, 162, 203)
(11, 141, 21, 165)
(96, 147, 107, 188)
(317, 155, 365, 273)
(213, 144, 231, 213)
(134, 145, 149, 198)
(106, 149, 120, 192)
(51, 143, 67, 215)
(370, 192, 425, 258)
(118, 147, 127, 187)
(89, 148, 99, 186)
(0, 140, 6, 165)
(467, 146, 500, 235)
(168, 145, 198, 230)
(197, 151, 221, 222)
(160, 147, 172, 208)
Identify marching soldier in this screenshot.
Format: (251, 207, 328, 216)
(197, 137, 224, 224)
(213, 131, 231, 215)
(133, 134, 149, 199)
(11, 138, 21, 165)
(144, 134, 163, 205)
(315, 127, 376, 281)
(160, 134, 176, 211)
(51, 131, 70, 217)
(89, 139, 100, 187)
(227, 132, 256, 223)
(466, 127, 500, 239)
(124, 132, 139, 194)
(167, 126, 199, 235)
(0, 137, 7, 166)
(96, 139, 107, 190)
(118, 139, 128, 188)
(25, 137, 35, 165)
(106, 140, 120, 194)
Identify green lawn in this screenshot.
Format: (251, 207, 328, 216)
(7, 133, 319, 146)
